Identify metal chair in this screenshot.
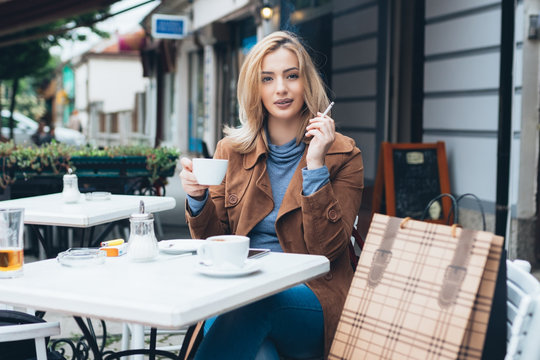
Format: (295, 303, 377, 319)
(0, 310, 61, 360)
(506, 259, 540, 360)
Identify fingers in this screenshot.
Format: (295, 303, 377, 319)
(180, 157, 193, 172)
(179, 157, 209, 197)
(305, 112, 335, 138)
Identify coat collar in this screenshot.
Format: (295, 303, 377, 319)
(243, 132, 354, 170)
(243, 135, 268, 170)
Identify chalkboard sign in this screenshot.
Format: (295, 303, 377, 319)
(372, 142, 452, 223)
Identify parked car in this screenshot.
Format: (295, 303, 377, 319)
(1, 110, 86, 147)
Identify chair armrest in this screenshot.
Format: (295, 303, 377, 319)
(0, 322, 60, 342)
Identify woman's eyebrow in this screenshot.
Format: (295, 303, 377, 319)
(283, 67, 299, 73)
(261, 67, 299, 75)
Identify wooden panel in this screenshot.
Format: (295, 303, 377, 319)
(424, 95, 499, 131)
(333, 101, 376, 128)
(423, 134, 498, 202)
(510, 137, 520, 207)
(514, 47, 523, 88)
(424, 53, 500, 92)
(426, 0, 500, 19)
(515, 2, 524, 43)
(346, 131, 377, 181)
(334, 0, 375, 13)
(332, 38, 377, 69)
(333, 6, 378, 41)
(333, 69, 377, 97)
(425, 9, 501, 55)
(513, 92, 522, 133)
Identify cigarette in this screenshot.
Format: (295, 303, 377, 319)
(321, 102, 335, 117)
(100, 238, 124, 247)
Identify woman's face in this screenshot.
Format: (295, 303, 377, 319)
(260, 47, 305, 125)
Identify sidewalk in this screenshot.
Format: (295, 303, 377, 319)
(42, 312, 186, 357)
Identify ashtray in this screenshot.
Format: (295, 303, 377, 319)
(85, 192, 111, 201)
(57, 248, 106, 267)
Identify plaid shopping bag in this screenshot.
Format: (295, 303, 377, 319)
(329, 213, 503, 360)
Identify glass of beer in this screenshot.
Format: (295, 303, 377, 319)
(0, 208, 24, 278)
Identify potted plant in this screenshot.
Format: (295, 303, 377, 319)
(0, 142, 180, 192)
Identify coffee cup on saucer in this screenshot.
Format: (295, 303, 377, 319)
(192, 158, 228, 185)
(197, 235, 249, 269)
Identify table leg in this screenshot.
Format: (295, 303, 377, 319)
(130, 324, 144, 360)
(71, 319, 180, 360)
(83, 227, 95, 248)
(91, 221, 121, 248)
(121, 323, 130, 351)
(149, 328, 157, 360)
(74, 316, 103, 360)
(29, 225, 53, 259)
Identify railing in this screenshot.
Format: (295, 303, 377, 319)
(89, 98, 154, 147)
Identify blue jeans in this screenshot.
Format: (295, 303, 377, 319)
(194, 284, 324, 360)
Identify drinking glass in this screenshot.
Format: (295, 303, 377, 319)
(0, 208, 25, 278)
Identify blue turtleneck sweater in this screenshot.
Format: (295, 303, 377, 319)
(187, 138, 329, 252)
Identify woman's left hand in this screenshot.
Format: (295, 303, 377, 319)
(305, 112, 335, 169)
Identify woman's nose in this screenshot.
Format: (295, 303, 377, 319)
(275, 77, 287, 94)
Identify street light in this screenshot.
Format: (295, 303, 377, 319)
(260, 3, 273, 21)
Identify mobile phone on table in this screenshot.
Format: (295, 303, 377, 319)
(248, 248, 270, 259)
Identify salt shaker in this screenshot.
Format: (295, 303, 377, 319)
(127, 201, 159, 262)
(62, 168, 81, 203)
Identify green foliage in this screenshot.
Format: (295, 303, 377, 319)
(32, 55, 62, 95)
(0, 41, 50, 81)
(2, 78, 47, 120)
(0, 142, 180, 189)
(0, 141, 71, 188)
(73, 145, 181, 185)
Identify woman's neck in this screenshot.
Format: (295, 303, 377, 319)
(267, 117, 299, 146)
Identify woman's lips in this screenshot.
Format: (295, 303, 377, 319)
(274, 99, 293, 109)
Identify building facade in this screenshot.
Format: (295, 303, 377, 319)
(140, 0, 539, 265)
(62, 30, 151, 146)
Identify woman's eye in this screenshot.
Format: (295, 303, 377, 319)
(288, 73, 299, 80)
(262, 76, 273, 83)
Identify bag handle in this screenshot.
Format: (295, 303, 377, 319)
(421, 193, 458, 224)
(456, 193, 486, 231)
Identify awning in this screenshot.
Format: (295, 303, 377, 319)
(0, 0, 122, 38)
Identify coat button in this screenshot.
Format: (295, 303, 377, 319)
(328, 209, 338, 222)
(228, 194, 238, 205)
(324, 272, 333, 281)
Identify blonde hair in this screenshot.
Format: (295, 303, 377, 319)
(224, 31, 330, 153)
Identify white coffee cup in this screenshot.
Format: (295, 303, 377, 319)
(192, 158, 228, 185)
(198, 235, 249, 269)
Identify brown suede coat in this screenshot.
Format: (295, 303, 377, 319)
(185, 132, 364, 357)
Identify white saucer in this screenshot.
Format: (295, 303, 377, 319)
(159, 239, 205, 254)
(195, 259, 262, 277)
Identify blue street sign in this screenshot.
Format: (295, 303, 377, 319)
(151, 14, 189, 39)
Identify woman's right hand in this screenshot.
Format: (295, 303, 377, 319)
(179, 157, 209, 199)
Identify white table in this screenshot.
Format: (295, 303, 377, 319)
(0, 252, 330, 359)
(0, 193, 176, 257)
(0, 193, 176, 227)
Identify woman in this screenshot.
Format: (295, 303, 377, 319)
(180, 31, 364, 359)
